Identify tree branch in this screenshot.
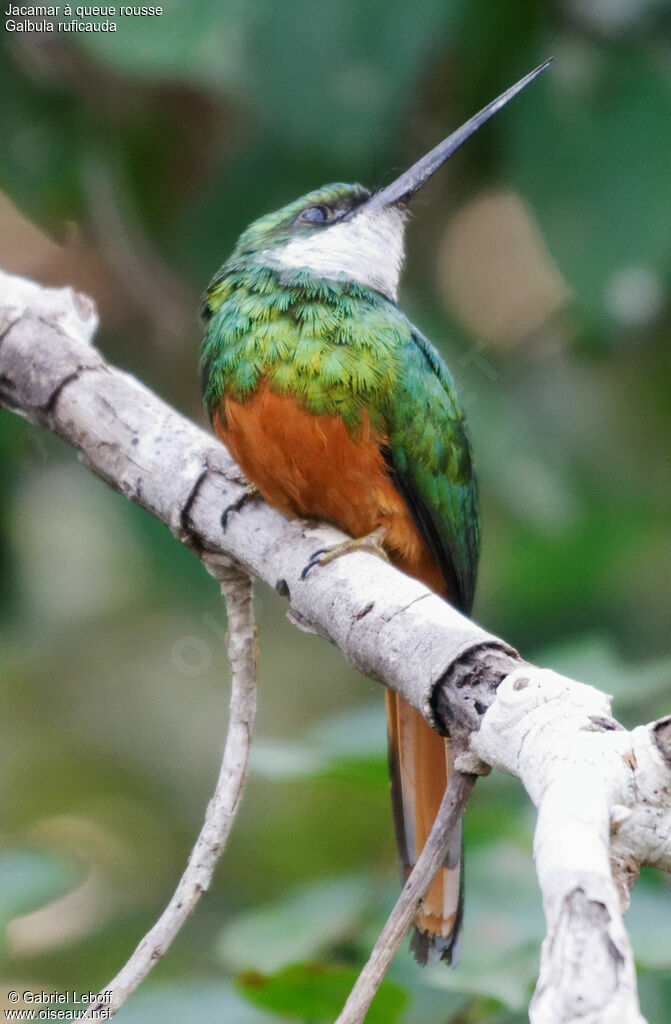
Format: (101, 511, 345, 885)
(335, 767, 476, 1024)
(78, 566, 257, 1021)
(0, 271, 517, 732)
(2, 269, 669, 1024)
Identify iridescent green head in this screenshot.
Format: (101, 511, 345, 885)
(233, 183, 371, 256)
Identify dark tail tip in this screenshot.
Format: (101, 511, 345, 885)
(410, 919, 462, 968)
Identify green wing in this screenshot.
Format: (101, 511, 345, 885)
(384, 327, 479, 614)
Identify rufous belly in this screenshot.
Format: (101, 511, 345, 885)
(213, 380, 445, 595)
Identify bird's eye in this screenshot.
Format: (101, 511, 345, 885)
(299, 205, 331, 225)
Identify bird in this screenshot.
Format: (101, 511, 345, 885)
(200, 61, 550, 966)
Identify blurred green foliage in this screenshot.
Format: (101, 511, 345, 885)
(1, 1, 671, 1021)
(238, 963, 408, 1024)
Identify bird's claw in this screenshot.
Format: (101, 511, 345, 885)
(300, 548, 328, 580)
(221, 483, 259, 530)
(300, 528, 389, 581)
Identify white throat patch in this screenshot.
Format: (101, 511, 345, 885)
(266, 205, 407, 302)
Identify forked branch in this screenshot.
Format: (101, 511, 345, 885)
(2, 270, 670, 1024)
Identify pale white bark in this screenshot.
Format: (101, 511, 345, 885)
(470, 667, 671, 1024)
(2, 269, 670, 1024)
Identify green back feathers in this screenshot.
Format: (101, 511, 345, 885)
(201, 263, 404, 429)
(386, 329, 479, 613)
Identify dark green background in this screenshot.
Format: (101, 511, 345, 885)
(1, 1, 671, 1021)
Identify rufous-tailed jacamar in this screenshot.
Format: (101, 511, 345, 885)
(201, 61, 550, 965)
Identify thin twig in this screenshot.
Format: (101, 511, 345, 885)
(334, 769, 476, 1024)
(79, 567, 257, 1021)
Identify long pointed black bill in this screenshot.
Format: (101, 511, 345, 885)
(367, 59, 552, 211)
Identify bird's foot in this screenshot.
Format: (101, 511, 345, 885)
(221, 483, 259, 529)
(301, 526, 389, 580)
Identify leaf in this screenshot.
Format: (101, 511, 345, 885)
(237, 962, 408, 1024)
(0, 847, 81, 943)
(250, 703, 386, 783)
(386, 954, 470, 1024)
(626, 872, 671, 969)
(638, 966, 671, 1024)
(71, 0, 464, 157)
(69, 0, 255, 92)
(113, 980, 278, 1024)
(249, 740, 325, 779)
(216, 876, 370, 973)
(535, 635, 671, 717)
(424, 945, 538, 1013)
(0, 60, 84, 227)
(307, 704, 386, 759)
(463, 844, 546, 957)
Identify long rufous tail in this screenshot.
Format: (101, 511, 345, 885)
(386, 690, 463, 965)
